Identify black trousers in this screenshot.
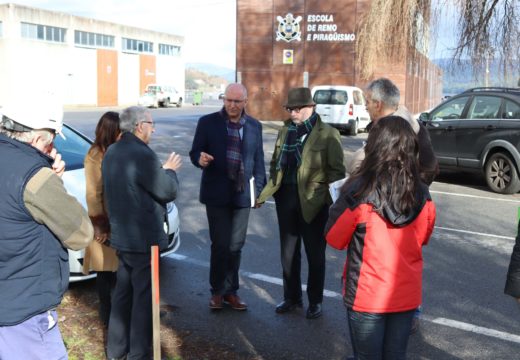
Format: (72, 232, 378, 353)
(274, 184, 328, 305)
(107, 252, 152, 360)
(206, 205, 251, 295)
(96, 271, 116, 327)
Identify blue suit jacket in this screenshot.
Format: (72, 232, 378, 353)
(189, 109, 266, 207)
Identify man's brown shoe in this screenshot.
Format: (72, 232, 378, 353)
(209, 295, 224, 310)
(223, 294, 248, 311)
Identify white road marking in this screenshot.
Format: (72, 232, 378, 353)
(423, 316, 520, 344)
(264, 202, 515, 240)
(434, 226, 515, 240)
(430, 190, 520, 203)
(167, 253, 519, 344)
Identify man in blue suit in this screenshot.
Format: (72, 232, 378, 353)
(190, 83, 266, 311)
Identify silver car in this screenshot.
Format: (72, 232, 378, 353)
(54, 124, 181, 282)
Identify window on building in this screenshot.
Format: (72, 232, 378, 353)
(122, 38, 153, 53)
(21, 22, 65, 43)
(0, 21, 3, 37)
(159, 44, 181, 56)
(74, 30, 114, 48)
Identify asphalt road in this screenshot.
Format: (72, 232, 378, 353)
(65, 105, 520, 360)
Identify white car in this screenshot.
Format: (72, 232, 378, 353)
(138, 84, 183, 108)
(54, 124, 181, 282)
(311, 85, 371, 135)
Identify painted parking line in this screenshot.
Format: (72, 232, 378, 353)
(167, 253, 519, 344)
(430, 190, 520, 203)
(434, 226, 515, 241)
(264, 201, 515, 241)
(422, 316, 520, 344)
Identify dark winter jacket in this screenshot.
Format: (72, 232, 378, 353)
(103, 132, 179, 253)
(0, 134, 91, 325)
(189, 109, 266, 207)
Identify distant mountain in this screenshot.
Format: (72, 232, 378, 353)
(433, 58, 519, 95)
(186, 63, 235, 83)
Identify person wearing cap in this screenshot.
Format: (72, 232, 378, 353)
(0, 103, 93, 359)
(189, 83, 266, 311)
(103, 106, 181, 360)
(257, 87, 345, 319)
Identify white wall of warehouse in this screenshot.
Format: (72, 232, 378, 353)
(0, 3, 184, 108)
(118, 53, 140, 105)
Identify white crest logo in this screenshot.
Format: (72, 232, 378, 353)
(276, 13, 302, 42)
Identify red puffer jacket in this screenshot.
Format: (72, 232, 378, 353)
(325, 180, 436, 313)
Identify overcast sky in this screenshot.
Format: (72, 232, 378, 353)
(6, 0, 237, 68)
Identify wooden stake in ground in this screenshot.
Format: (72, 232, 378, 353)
(151, 245, 161, 360)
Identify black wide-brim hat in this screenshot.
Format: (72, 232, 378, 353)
(284, 87, 315, 108)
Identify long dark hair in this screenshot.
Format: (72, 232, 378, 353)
(343, 116, 420, 214)
(91, 111, 120, 153)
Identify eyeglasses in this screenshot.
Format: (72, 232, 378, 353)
(285, 106, 312, 113)
(224, 98, 245, 105)
(141, 121, 155, 128)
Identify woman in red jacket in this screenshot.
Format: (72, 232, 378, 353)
(325, 116, 436, 359)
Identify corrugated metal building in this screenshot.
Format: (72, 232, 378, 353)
(0, 3, 184, 107)
(236, 0, 443, 120)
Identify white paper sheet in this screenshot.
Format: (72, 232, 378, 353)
(329, 177, 348, 203)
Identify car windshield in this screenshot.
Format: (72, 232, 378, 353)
(146, 86, 159, 94)
(431, 96, 469, 120)
(53, 125, 91, 171)
(313, 90, 348, 105)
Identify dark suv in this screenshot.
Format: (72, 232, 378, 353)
(419, 87, 520, 194)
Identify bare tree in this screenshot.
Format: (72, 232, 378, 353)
(356, 0, 520, 80)
(452, 0, 519, 78)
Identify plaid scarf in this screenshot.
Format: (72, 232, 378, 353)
(277, 112, 317, 170)
(226, 117, 246, 192)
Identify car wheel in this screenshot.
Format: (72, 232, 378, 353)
(176, 97, 183, 108)
(349, 119, 358, 136)
(162, 98, 169, 108)
(485, 152, 520, 194)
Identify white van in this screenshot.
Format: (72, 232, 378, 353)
(311, 85, 370, 135)
(138, 84, 183, 108)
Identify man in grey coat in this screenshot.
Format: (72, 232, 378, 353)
(347, 78, 438, 186)
(104, 106, 181, 360)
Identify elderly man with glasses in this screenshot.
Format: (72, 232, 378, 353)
(257, 87, 345, 319)
(190, 83, 266, 311)
(103, 106, 182, 360)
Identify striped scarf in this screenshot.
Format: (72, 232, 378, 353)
(226, 117, 246, 192)
(277, 113, 317, 170)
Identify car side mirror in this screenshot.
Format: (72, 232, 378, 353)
(419, 112, 429, 123)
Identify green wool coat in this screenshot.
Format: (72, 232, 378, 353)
(258, 115, 346, 223)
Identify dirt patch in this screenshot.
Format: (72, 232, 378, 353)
(58, 281, 259, 360)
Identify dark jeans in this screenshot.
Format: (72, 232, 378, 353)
(96, 271, 116, 327)
(206, 205, 250, 295)
(347, 308, 415, 360)
(274, 184, 328, 305)
(107, 252, 152, 360)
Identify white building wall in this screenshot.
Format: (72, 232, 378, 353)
(157, 55, 185, 100)
(0, 3, 184, 107)
(66, 48, 97, 105)
(118, 53, 140, 105)
(0, 38, 70, 106)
